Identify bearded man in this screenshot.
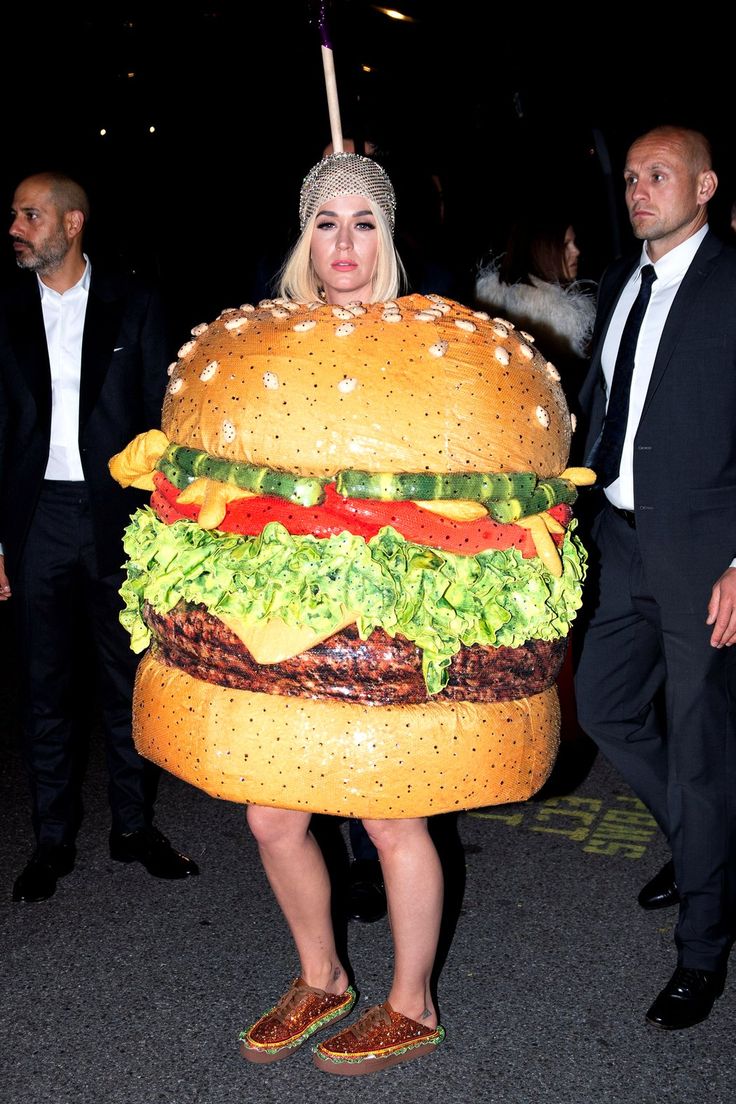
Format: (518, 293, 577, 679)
(0, 172, 199, 901)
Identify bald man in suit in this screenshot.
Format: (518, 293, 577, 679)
(576, 127, 736, 1030)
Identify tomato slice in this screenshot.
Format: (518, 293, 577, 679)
(151, 472, 569, 558)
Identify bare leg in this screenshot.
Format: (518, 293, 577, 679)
(247, 805, 348, 994)
(363, 817, 443, 1026)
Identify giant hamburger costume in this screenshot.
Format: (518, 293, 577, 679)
(110, 151, 591, 1072)
(112, 286, 589, 815)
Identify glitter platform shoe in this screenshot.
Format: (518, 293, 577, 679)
(313, 1001, 445, 1075)
(239, 977, 357, 1064)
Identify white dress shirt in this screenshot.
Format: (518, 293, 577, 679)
(0, 258, 92, 559)
(602, 226, 708, 511)
(40, 256, 91, 481)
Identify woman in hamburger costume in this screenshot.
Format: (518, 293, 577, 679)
(245, 153, 446, 1071)
(109, 152, 591, 1074)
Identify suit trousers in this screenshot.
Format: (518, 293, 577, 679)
(12, 480, 157, 845)
(575, 506, 736, 972)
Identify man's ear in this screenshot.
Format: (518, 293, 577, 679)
(65, 208, 85, 240)
(697, 169, 718, 206)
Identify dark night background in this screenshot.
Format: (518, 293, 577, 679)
(2, 2, 734, 345)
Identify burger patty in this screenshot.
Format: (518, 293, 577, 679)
(144, 601, 566, 704)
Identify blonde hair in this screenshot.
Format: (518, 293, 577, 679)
(277, 198, 406, 304)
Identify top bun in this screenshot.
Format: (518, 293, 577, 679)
(162, 293, 572, 477)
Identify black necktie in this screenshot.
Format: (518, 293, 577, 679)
(593, 263, 657, 488)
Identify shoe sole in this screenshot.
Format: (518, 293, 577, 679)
(645, 1008, 714, 1030)
(638, 896, 680, 911)
(645, 981, 723, 1031)
(239, 996, 356, 1064)
(109, 850, 198, 879)
(12, 858, 75, 902)
(313, 1037, 442, 1075)
(646, 993, 721, 1031)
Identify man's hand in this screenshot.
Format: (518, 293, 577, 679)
(706, 566, 736, 647)
(0, 554, 11, 600)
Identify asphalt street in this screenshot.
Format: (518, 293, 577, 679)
(1, 635, 732, 1104)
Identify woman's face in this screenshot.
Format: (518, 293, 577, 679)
(563, 226, 580, 280)
(310, 194, 379, 304)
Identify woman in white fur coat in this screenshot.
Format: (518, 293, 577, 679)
(475, 216, 595, 753)
(474, 218, 596, 432)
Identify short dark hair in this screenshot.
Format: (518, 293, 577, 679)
(22, 171, 90, 223)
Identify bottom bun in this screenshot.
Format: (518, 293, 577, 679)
(133, 649, 561, 818)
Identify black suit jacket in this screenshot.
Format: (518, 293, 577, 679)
(579, 231, 736, 616)
(0, 267, 170, 578)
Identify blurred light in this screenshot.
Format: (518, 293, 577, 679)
(373, 6, 414, 21)
(361, 65, 374, 73)
(127, 71, 136, 79)
(99, 128, 107, 137)
(149, 125, 156, 134)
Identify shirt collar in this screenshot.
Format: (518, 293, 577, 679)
(638, 225, 708, 286)
(37, 254, 91, 299)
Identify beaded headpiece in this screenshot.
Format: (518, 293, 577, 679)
(299, 152, 397, 234)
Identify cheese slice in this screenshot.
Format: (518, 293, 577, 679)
(109, 428, 169, 489)
(218, 610, 358, 664)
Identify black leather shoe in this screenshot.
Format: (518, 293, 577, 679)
(109, 827, 199, 879)
(346, 859, 386, 923)
(638, 860, 679, 910)
(12, 843, 76, 903)
(646, 966, 725, 1030)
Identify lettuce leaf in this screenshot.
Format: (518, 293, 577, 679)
(120, 508, 587, 695)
